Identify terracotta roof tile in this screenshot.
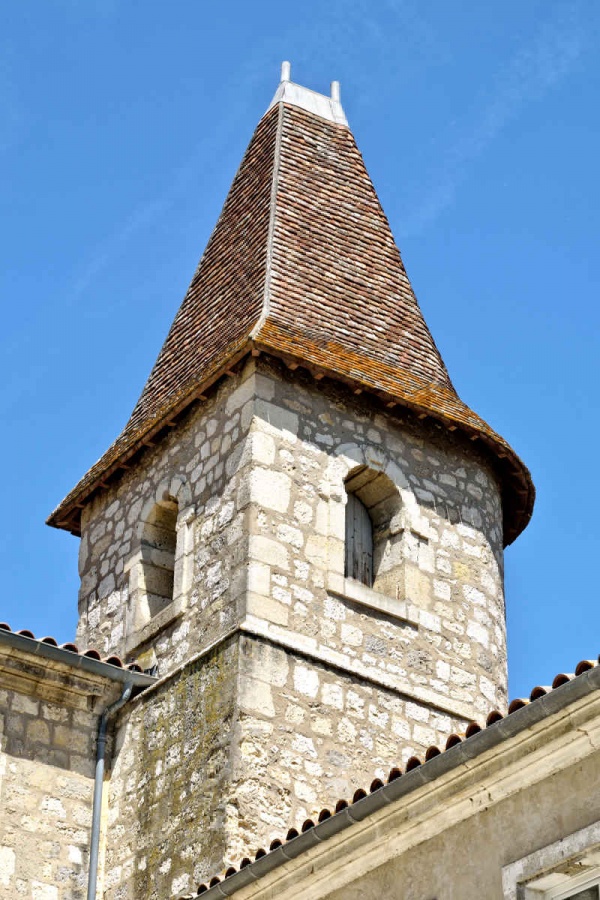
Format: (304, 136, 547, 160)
(0, 622, 143, 672)
(48, 91, 534, 544)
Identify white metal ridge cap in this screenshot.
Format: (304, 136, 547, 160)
(266, 61, 348, 126)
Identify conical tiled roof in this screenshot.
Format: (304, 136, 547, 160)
(48, 69, 534, 543)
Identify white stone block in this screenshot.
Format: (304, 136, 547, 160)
(463, 584, 486, 606)
(249, 430, 276, 465)
(249, 535, 290, 571)
(292, 734, 317, 757)
(0, 847, 15, 887)
(247, 562, 270, 595)
(419, 610, 441, 633)
(315, 499, 329, 535)
(434, 580, 451, 601)
(225, 373, 256, 414)
(322, 682, 344, 710)
(295, 779, 317, 804)
(240, 678, 275, 717)
(246, 593, 289, 626)
(32, 883, 58, 900)
(480, 675, 496, 703)
(406, 701, 429, 723)
(254, 399, 299, 441)
(467, 620, 489, 648)
(276, 523, 304, 549)
(249, 468, 291, 513)
(340, 623, 363, 647)
(293, 664, 320, 698)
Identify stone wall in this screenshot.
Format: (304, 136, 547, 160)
(242, 361, 507, 721)
(103, 637, 240, 900)
(77, 357, 507, 720)
(104, 630, 469, 899)
(229, 633, 469, 865)
(76, 365, 258, 672)
(0, 687, 96, 899)
(78, 355, 509, 893)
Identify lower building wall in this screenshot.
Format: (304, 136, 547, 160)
(105, 630, 469, 898)
(322, 747, 600, 900)
(104, 637, 241, 900)
(0, 689, 96, 900)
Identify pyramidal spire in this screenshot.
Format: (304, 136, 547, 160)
(48, 64, 534, 543)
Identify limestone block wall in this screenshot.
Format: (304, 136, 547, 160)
(0, 688, 96, 899)
(228, 633, 469, 865)
(77, 357, 507, 721)
(103, 637, 239, 900)
(76, 365, 266, 671)
(241, 361, 507, 721)
(104, 631, 469, 899)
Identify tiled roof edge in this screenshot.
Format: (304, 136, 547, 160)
(47, 337, 534, 544)
(0, 625, 156, 688)
(187, 657, 600, 899)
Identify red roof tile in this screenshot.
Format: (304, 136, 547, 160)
(190, 654, 599, 899)
(48, 92, 534, 544)
(0, 622, 142, 672)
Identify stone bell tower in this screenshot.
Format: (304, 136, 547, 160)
(48, 64, 533, 898)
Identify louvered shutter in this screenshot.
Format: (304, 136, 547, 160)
(345, 493, 373, 587)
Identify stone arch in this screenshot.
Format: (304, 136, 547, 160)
(125, 474, 195, 653)
(344, 464, 403, 593)
(135, 476, 193, 538)
(324, 442, 420, 600)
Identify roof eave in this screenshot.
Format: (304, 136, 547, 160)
(48, 336, 534, 546)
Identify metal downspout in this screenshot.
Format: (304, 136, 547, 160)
(87, 682, 134, 900)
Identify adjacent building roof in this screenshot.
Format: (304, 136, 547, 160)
(184, 655, 600, 899)
(48, 66, 534, 544)
(0, 621, 150, 679)
(0, 623, 155, 711)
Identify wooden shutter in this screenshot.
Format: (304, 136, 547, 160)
(345, 492, 373, 586)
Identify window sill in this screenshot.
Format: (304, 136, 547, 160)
(125, 595, 185, 655)
(328, 577, 418, 626)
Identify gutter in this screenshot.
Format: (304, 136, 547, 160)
(0, 628, 155, 689)
(194, 663, 600, 898)
(87, 682, 134, 900)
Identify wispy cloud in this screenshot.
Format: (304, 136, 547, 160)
(400, 2, 589, 236)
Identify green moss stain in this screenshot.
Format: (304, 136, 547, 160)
(111, 637, 240, 899)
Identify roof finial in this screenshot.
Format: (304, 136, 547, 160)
(266, 64, 347, 126)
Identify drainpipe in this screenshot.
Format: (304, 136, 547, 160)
(87, 681, 134, 900)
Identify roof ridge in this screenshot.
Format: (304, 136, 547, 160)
(251, 101, 284, 339)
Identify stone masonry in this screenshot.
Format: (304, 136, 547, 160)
(72, 355, 509, 897)
(0, 687, 95, 900)
(0, 650, 131, 900)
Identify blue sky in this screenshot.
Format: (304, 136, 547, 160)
(1, 0, 599, 700)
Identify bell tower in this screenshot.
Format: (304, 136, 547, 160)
(48, 64, 533, 897)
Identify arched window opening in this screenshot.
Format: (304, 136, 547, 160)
(344, 466, 402, 595)
(140, 496, 178, 617)
(345, 491, 373, 586)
